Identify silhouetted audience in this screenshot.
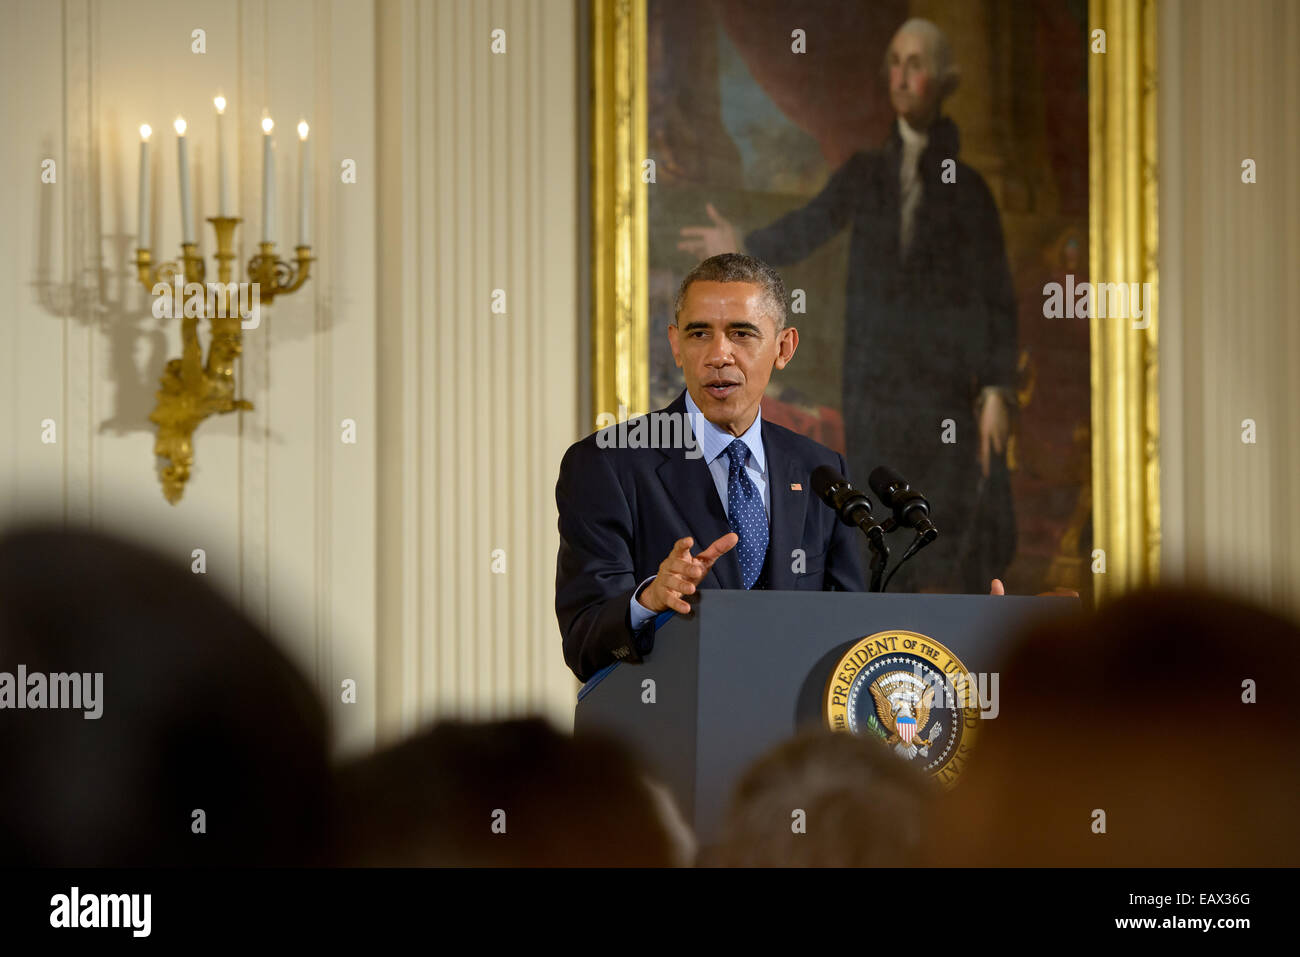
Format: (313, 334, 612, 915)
(928, 587, 1300, 866)
(704, 728, 936, 867)
(0, 524, 695, 868)
(16, 522, 1289, 869)
(0, 524, 334, 866)
(334, 718, 684, 866)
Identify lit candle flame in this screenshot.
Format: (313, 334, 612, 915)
(174, 117, 187, 136)
(262, 116, 274, 134)
(297, 120, 309, 141)
(140, 124, 152, 141)
(214, 95, 227, 114)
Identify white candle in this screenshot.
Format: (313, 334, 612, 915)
(174, 117, 194, 244)
(137, 125, 152, 250)
(297, 120, 310, 246)
(214, 96, 230, 217)
(261, 116, 275, 244)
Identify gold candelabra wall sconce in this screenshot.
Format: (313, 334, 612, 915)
(134, 223, 312, 504)
(135, 106, 313, 504)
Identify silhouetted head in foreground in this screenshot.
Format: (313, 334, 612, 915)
(930, 587, 1300, 866)
(0, 524, 332, 866)
(335, 718, 684, 866)
(705, 728, 936, 867)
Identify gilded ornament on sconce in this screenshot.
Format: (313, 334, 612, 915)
(247, 242, 314, 304)
(136, 216, 312, 504)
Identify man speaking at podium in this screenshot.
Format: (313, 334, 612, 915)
(555, 254, 865, 682)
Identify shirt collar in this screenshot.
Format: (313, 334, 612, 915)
(684, 388, 766, 473)
(898, 116, 930, 150)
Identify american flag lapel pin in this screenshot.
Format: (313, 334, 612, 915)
(790, 483, 802, 491)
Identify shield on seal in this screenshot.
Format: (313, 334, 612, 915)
(897, 713, 916, 743)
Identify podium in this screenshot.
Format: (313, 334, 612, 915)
(574, 589, 1074, 846)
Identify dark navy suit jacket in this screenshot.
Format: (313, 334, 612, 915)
(555, 389, 866, 682)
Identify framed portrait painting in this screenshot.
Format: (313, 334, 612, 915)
(592, 0, 1158, 601)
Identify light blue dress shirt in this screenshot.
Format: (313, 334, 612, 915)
(629, 389, 769, 630)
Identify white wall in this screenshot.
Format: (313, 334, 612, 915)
(0, 0, 379, 752)
(0, 0, 581, 756)
(374, 0, 581, 741)
(1159, 0, 1300, 620)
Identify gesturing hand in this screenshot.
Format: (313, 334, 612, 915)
(978, 390, 1010, 478)
(677, 203, 742, 260)
(639, 533, 739, 615)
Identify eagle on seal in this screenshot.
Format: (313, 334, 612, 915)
(869, 673, 937, 758)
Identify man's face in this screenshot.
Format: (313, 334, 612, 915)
(887, 28, 941, 129)
(668, 280, 797, 437)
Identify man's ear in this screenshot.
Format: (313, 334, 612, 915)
(774, 327, 799, 370)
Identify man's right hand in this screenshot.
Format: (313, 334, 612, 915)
(638, 533, 739, 614)
(677, 203, 743, 259)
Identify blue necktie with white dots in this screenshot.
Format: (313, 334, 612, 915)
(725, 438, 769, 590)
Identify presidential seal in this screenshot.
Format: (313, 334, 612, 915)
(824, 630, 979, 788)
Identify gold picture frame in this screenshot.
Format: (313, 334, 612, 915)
(591, 0, 1159, 600)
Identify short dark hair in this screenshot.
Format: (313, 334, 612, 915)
(932, 587, 1300, 866)
(673, 253, 787, 330)
(705, 729, 935, 867)
(0, 525, 332, 866)
(335, 718, 680, 866)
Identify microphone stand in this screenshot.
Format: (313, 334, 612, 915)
(881, 524, 939, 592)
(854, 515, 891, 593)
(811, 468, 893, 592)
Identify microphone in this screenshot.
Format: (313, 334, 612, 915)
(810, 465, 873, 530)
(868, 466, 938, 542)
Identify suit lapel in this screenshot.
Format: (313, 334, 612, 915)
(761, 419, 810, 591)
(654, 391, 743, 590)
(653, 392, 813, 591)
